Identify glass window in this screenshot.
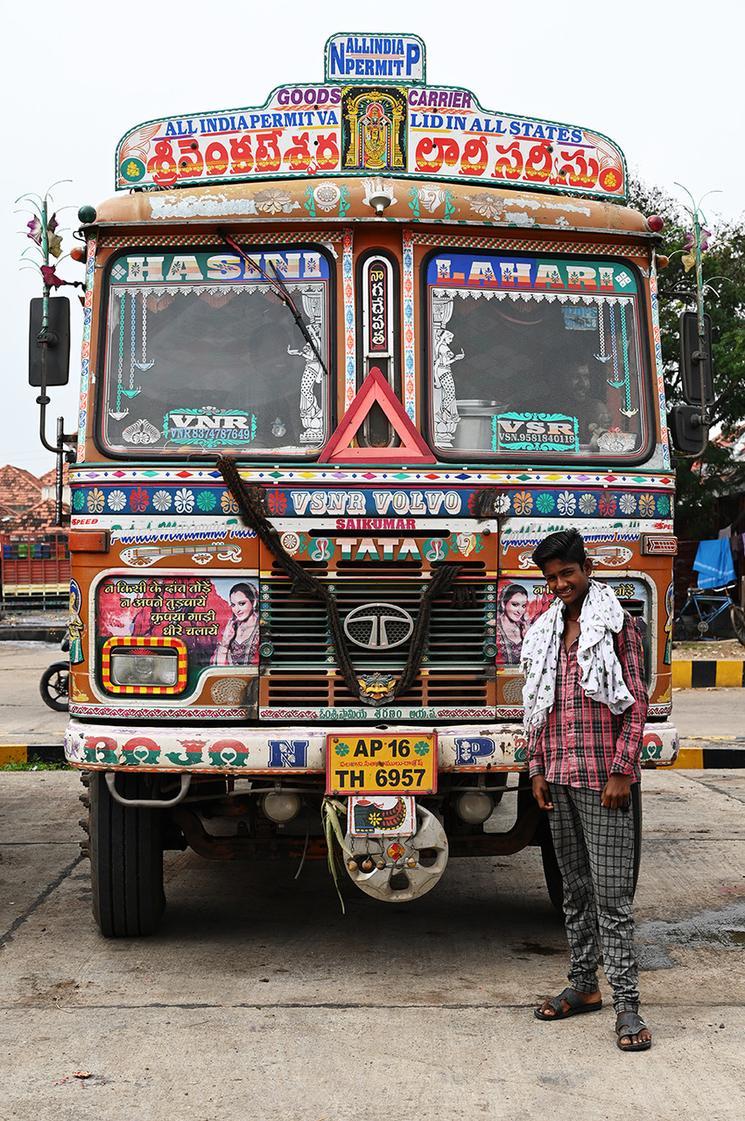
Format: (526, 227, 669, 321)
(427, 253, 649, 459)
(101, 248, 332, 456)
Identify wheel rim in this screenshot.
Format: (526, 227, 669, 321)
(47, 671, 68, 701)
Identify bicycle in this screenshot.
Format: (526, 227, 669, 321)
(673, 584, 745, 646)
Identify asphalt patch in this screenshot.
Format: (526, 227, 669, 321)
(637, 901, 745, 970)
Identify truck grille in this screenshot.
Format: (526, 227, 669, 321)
(261, 576, 495, 710)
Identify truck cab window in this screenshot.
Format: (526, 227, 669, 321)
(427, 252, 648, 460)
(101, 248, 332, 456)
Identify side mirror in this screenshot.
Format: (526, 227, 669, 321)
(679, 310, 713, 406)
(29, 296, 70, 387)
(669, 403, 708, 455)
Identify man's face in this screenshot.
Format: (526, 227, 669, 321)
(569, 365, 591, 399)
(542, 557, 592, 611)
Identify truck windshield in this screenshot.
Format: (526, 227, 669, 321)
(427, 252, 649, 460)
(101, 248, 332, 455)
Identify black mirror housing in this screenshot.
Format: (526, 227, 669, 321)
(679, 310, 714, 406)
(669, 403, 708, 455)
(29, 296, 70, 387)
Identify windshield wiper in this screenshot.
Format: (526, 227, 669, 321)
(218, 230, 329, 380)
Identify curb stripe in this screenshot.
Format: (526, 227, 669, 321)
(673, 660, 745, 688)
(0, 744, 65, 765)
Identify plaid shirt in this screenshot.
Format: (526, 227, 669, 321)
(527, 614, 648, 790)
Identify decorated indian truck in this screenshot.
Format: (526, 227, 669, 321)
(31, 33, 683, 935)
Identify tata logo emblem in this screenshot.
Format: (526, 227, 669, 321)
(343, 603, 414, 650)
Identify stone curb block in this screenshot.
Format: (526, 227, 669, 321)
(672, 737, 745, 769)
(672, 660, 745, 688)
(0, 744, 65, 765)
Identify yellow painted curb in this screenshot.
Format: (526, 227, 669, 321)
(0, 745, 29, 765)
(716, 661, 744, 687)
(672, 661, 692, 688)
(671, 747, 704, 769)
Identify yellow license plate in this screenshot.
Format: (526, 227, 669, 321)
(326, 733, 437, 795)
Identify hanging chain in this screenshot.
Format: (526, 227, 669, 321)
(141, 291, 148, 364)
(609, 301, 618, 379)
(597, 300, 606, 360)
(129, 291, 137, 388)
(116, 291, 126, 411)
(619, 301, 631, 412)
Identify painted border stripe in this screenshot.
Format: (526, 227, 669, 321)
(691, 661, 717, 688)
(672, 747, 703, 769)
(672, 661, 692, 688)
(717, 661, 745, 687)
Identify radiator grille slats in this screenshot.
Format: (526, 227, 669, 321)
(263, 579, 492, 670)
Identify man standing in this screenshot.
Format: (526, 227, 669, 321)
(521, 529, 651, 1051)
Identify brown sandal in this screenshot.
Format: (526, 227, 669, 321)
(534, 987, 603, 1021)
(616, 1011, 652, 1051)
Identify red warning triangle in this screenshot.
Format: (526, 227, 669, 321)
(319, 367, 436, 464)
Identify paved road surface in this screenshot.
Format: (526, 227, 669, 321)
(1, 770, 744, 1120)
(2, 642, 745, 745)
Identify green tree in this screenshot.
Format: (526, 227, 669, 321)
(627, 179, 745, 538)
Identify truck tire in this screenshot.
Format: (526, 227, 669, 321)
(89, 772, 165, 937)
(540, 784, 643, 916)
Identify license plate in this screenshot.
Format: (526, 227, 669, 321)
(326, 733, 437, 795)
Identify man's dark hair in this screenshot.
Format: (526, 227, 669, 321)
(531, 528, 587, 571)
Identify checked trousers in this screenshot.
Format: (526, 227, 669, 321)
(547, 783, 640, 1013)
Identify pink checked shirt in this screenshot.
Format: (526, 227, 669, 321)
(527, 614, 649, 790)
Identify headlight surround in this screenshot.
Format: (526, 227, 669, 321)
(101, 637, 188, 695)
(110, 650, 179, 687)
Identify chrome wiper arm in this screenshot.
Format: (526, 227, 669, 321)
(218, 230, 329, 380)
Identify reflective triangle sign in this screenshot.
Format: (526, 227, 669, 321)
(319, 368, 436, 463)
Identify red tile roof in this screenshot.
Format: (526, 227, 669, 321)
(0, 465, 43, 513)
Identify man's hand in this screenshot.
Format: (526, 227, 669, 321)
(531, 775, 554, 811)
(601, 774, 632, 810)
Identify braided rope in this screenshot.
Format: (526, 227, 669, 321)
(217, 455, 462, 706)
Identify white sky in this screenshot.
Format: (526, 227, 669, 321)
(2, 0, 742, 475)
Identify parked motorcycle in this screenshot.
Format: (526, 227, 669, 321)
(39, 633, 70, 712)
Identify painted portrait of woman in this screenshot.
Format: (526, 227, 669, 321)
(496, 583, 529, 666)
(212, 582, 259, 666)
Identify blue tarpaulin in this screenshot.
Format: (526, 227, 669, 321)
(693, 539, 736, 589)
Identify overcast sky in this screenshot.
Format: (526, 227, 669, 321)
(2, 0, 742, 475)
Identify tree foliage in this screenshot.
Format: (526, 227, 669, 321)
(626, 179, 745, 537)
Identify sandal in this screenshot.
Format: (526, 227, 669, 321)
(534, 986, 603, 1021)
(616, 1011, 652, 1051)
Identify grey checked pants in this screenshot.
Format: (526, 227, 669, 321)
(547, 782, 640, 1013)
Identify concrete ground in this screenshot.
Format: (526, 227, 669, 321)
(1, 769, 744, 1120)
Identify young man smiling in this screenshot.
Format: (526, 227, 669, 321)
(521, 529, 652, 1052)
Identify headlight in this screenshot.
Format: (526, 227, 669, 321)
(110, 650, 179, 687)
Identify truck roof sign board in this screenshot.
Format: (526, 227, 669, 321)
(325, 33, 426, 84)
(115, 34, 626, 202)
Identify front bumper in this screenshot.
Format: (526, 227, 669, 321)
(65, 720, 679, 773)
